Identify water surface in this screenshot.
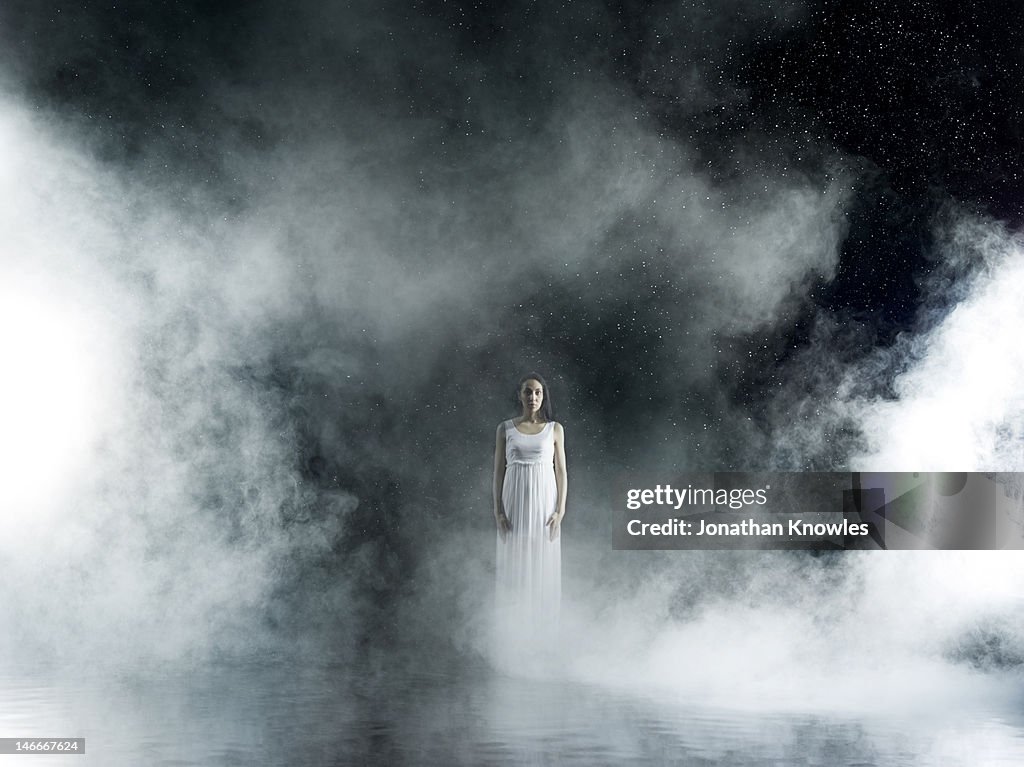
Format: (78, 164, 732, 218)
(2, 661, 1023, 765)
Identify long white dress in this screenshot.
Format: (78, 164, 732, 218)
(495, 419, 561, 645)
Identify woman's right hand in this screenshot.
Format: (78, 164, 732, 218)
(496, 511, 511, 542)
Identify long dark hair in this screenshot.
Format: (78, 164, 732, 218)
(514, 372, 555, 422)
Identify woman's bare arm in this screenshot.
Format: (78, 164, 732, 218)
(494, 423, 510, 539)
(548, 423, 568, 541)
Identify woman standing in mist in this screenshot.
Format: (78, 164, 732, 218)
(493, 373, 567, 635)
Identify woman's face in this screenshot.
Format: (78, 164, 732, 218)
(519, 379, 544, 415)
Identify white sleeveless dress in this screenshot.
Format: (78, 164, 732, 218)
(495, 419, 561, 637)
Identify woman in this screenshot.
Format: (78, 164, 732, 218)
(493, 373, 567, 632)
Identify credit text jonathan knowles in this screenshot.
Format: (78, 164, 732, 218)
(623, 484, 870, 538)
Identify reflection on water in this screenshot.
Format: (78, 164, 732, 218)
(1, 660, 1023, 766)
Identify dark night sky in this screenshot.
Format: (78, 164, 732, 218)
(3, 0, 1024, 665)
(7, 1, 1021, 333)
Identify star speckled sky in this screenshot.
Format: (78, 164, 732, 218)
(4, 1, 1022, 464)
(3, 2, 1024, 655)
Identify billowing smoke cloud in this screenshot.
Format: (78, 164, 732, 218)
(0, 94, 359, 667)
(2, 4, 1022, 727)
(605, 206, 1024, 711)
(0, 0, 856, 674)
(766, 207, 1024, 473)
(852, 214, 1024, 471)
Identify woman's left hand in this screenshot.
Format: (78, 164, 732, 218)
(545, 512, 562, 542)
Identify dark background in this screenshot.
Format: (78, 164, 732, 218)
(1, 0, 1021, 668)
